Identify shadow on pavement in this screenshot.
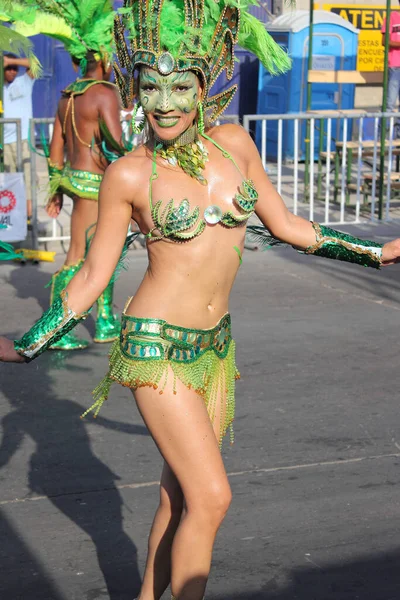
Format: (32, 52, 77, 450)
(212, 547, 400, 600)
(1, 266, 151, 599)
(0, 508, 65, 600)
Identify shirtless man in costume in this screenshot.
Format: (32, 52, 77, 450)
(6, 0, 127, 349)
(46, 50, 124, 349)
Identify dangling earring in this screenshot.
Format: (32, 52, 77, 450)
(131, 102, 146, 134)
(197, 100, 205, 135)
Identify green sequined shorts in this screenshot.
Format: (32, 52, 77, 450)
(57, 164, 103, 201)
(85, 312, 240, 444)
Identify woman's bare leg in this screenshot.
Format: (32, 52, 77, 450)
(134, 372, 232, 600)
(65, 196, 98, 266)
(139, 462, 184, 599)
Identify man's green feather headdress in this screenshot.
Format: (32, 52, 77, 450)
(2, 0, 116, 72)
(114, 0, 291, 119)
(0, 0, 41, 77)
(0, 23, 41, 77)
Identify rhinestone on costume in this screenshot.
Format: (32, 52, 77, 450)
(204, 205, 223, 224)
(158, 52, 175, 75)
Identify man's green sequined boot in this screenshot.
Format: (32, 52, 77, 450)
(49, 262, 90, 351)
(94, 279, 120, 343)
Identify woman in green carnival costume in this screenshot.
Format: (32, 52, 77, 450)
(2, 0, 400, 598)
(8, 0, 126, 348)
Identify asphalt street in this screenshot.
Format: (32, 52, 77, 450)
(1, 221, 400, 600)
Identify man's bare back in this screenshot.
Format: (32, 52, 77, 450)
(58, 80, 122, 174)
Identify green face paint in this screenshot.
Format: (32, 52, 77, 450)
(139, 69, 199, 119)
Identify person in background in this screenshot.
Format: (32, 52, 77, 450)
(5, 0, 127, 351)
(44, 49, 124, 350)
(3, 53, 36, 221)
(382, 7, 400, 138)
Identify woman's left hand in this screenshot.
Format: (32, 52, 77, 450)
(381, 239, 400, 266)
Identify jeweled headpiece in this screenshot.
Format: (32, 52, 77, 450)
(114, 0, 291, 120)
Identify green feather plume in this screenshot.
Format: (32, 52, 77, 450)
(0, 23, 42, 77)
(238, 11, 291, 74)
(1, 0, 116, 62)
(246, 224, 287, 249)
(0, 237, 25, 261)
(158, 1, 185, 56)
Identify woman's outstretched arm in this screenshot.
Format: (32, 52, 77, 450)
(231, 126, 400, 265)
(0, 159, 135, 363)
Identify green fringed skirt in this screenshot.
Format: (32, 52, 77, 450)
(82, 312, 240, 444)
(50, 164, 103, 201)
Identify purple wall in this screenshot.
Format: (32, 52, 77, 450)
(31, 35, 76, 119)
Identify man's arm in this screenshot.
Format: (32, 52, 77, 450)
(220, 125, 400, 265)
(46, 111, 65, 218)
(49, 111, 65, 167)
(3, 55, 35, 79)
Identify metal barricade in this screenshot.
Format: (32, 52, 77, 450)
(0, 118, 23, 171)
(243, 111, 400, 225)
(30, 111, 400, 249)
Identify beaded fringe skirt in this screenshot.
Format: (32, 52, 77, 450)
(82, 312, 240, 444)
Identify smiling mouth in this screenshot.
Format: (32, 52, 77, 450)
(154, 115, 180, 128)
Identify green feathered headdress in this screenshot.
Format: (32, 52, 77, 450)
(0, 0, 41, 77)
(0, 22, 42, 77)
(2, 0, 116, 72)
(114, 0, 291, 119)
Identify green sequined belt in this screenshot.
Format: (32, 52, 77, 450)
(59, 164, 103, 201)
(83, 312, 240, 445)
(121, 313, 233, 361)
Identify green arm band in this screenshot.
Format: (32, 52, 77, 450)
(303, 222, 383, 269)
(48, 159, 63, 179)
(47, 159, 63, 195)
(14, 290, 90, 362)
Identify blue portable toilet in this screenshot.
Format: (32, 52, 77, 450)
(257, 10, 359, 161)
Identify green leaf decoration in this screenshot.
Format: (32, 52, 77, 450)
(246, 224, 287, 250)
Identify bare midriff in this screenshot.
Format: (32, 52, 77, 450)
(126, 225, 244, 328)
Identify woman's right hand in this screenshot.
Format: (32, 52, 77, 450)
(0, 337, 26, 363)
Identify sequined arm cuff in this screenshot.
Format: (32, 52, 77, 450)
(303, 222, 383, 269)
(14, 290, 90, 362)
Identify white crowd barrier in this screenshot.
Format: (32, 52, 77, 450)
(26, 111, 400, 250)
(243, 111, 400, 226)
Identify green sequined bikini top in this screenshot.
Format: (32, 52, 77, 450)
(146, 133, 258, 243)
